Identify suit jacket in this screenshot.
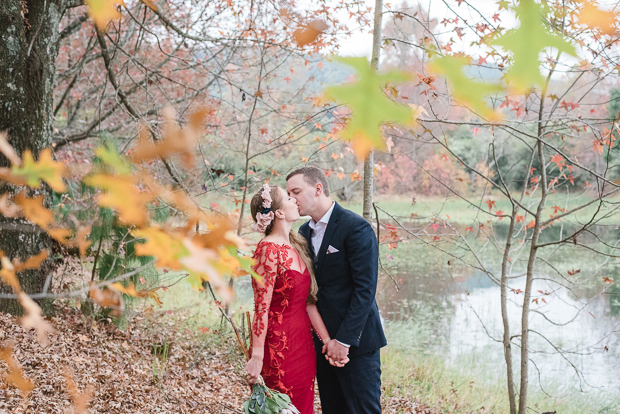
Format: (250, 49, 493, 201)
(300, 202, 387, 356)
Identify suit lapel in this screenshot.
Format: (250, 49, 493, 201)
(316, 202, 341, 278)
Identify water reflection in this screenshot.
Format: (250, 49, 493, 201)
(377, 246, 620, 392)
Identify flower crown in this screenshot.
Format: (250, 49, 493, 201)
(252, 184, 275, 233)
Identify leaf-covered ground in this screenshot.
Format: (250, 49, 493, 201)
(0, 306, 430, 414)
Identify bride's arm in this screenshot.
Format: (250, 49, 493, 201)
(306, 304, 330, 345)
(247, 246, 277, 384)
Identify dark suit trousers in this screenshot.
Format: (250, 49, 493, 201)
(315, 339, 382, 414)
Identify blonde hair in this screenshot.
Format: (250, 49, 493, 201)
(251, 185, 318, 304)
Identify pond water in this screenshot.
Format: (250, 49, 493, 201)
(376, 238, 620, 395)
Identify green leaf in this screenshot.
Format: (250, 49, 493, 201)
(95, 145, 132, 175)
(12, 148, 66, 192)
(492, 0, 576, 90)
(324, 56, 412, 159)
(428, 56, 502, 119)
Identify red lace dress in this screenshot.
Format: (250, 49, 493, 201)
(251, 240, 316, 414)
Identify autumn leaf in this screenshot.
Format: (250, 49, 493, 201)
(0, 343, 34, 397)
(0, 131, 21, 166)
(139, 0, 158, 11)
(0, 256, 20, 292)
(130, 106, 206, 168)
(18, 292, 55, 346)
(12, 148, 66, 192)
(85, 0, 124, 30)
(578, 1, 617, 35)
(180, 238, 231, 302)
(71, 226, 92, 258)
(64, 370, 93, 414)
(95, 145, 131, 175)
(85, 174, 151, 226)
(14, 192, 54, 228)
(293, 19, 328, 46)
(492, 0, 576, 91)
(133, 226, 188, 269)
(324, 57, 412, 159)
(428, 56, 502, 119)
(88, 282, 124, 315)
(568, 268, 581, 276)
(13, 250, 49, 273)
(0, 193, 20, 218)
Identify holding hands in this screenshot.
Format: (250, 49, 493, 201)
(322, 339, 349, 367)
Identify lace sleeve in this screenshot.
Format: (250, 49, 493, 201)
(251, 242, 279, 340)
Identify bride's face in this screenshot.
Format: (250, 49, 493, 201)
(276, 187, 300, 222)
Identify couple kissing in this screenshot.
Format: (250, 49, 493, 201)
(245, 166, 386, 414)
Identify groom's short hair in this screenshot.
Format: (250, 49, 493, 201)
(286, 166, 330, 197)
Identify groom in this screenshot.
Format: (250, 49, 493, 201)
(287, 167, 386, 414)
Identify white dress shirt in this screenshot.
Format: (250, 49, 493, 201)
(308, 201, 335, 256)
(308, 202, 350, 348)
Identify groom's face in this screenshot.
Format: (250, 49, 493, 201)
(286, 174, 316, 217)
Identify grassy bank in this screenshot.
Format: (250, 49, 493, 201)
(381, 320, 620, 414)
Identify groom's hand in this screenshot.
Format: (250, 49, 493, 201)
(325, 339, 349, 366)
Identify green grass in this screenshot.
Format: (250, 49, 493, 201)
(382, 320, 620, 414)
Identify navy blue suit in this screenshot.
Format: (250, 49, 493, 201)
(299, 202, 386, 414)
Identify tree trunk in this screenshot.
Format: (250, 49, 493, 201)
(0, 0, 65, 315)
(362, 0, 383, 222)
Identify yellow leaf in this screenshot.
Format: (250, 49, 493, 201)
(85, 174, 151, 226)
(85, 0, 123, 31)
(0, 343, 34, 397)
(18, 292, 55, 346)
(133, 226, 188, 269)
(12, 149, 66, 192)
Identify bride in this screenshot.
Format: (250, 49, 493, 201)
(245, 184, 344, 414)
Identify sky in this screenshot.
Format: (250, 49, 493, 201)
(338, 0, 511, 58)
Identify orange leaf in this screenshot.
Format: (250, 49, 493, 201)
(18, 292, 55, 346)
(0, 193, 20, 218)
(293, 19, 328, 47)
(64, 370, 93, 414)
(14, 192, 53, 228)
(0, 256, 20, 292)
(13, 250, 49, 273)
(139, 0, 158, 11)
(0, 131, 21, 166)
(0, 343, 34, 397)
(88, 282, 124, 315)
(579, 1, 617, 35)
(130, 106, 205, 168)
(85, 0, 123, 31)
(47, 227, 72, 244)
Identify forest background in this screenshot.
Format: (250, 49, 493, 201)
(1, 0, 620, 413)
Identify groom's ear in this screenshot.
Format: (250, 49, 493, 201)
(315, 183, 323, 196)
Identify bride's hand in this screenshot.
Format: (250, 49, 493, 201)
(246, 356, 263, 384)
